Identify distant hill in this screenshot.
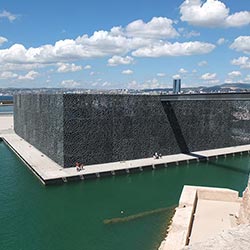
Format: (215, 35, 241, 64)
(220, 83, 250, 89)
(0, 83, 250, 96)
(200, 83, 250, 93)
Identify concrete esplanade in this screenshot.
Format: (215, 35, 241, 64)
(159, 185, 242, 250)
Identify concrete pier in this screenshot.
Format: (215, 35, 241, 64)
(1, 114, 250, 185)
(159, 186, 242, 250)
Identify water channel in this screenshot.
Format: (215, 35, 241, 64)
(0, 141, 249, 250)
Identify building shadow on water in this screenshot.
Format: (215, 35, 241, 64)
(161, 101, 250, 175)
(206, 159, 250, 174)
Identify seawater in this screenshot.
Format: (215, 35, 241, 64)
(0, 141, 249, 250)
(0, 96, 13, 113)
(0, 105, 13, 113)
(0, 96, 13, 101)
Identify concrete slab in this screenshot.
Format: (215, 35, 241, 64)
(0, 114, 13, 132)
(189, 199, 240, 244)
(159, 186, 241, 250)
(184, 224, 250, 250)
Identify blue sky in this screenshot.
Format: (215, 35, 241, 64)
(0, 0, 249, 89)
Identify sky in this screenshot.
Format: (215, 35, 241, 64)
(0, 0, 249, 89)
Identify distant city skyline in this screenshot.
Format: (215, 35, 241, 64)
(0, 0, 249, 89)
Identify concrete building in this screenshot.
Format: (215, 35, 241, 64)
(173, 79, 181, 94)
(14, 93, 250, 168)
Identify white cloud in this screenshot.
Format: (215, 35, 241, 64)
(173, 74, 181, 79)
(228, 71, 242, 78)
(245, 75, 250, 82)
(0, 36, 8, 46)
(69, 31, 145, 57)
(157, 73, 166, 77)
(217, 38, 225, 45)
(198, 60, 208, 66)
(126, 17, 179, 39)
(180, 0, 250, 28)
(0, 62, 46, 72)
(207, 79, 220, 84)
(0, 10, 17, 22)
(180, 0, 228, 27)
(57, 63, 82, 73)
(102, 81, 111, 87)
(18, 71, 39, 80)
(0, 35, 144, 66)
(122, 69, 133, 75)
(0, 32, 136, 68)
(144, 78, 161, 88)
(224, 79, 233, 84)
(61, 79, 80, 87)
(226, 11, 250, 27)
(132, 41, 215, 57)
(84, 65, 91, 70)
(230, 36, 250, 54)
(108, 55, 134, 66)
(185, 30, 200, 38)
(127, 78, 166, 89)
(201, 72, 217, 80)
(231, 56, 250, 69)
(127, 80, 139, 89)
(179, 68, 188, 74)
(89, 71, 100, 76)
(0, 16, 215, 69)
(0, 71, 18, 79)
(180, 29, 200, 38)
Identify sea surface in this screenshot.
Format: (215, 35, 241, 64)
(0, 141, 249, 250)
(0, 96, 13, 101)
(0, 96, 13, 113)
(0, 105, 13, 113)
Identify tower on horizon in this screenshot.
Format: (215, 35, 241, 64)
(173, 78, 181, 94)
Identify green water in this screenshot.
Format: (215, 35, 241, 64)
(0, 141, 249, 250)
(0, 105, 13, 113)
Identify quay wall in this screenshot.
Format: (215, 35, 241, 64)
(14, 93, 250, 167)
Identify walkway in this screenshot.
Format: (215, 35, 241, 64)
(1, 115, 250, 185)
(189, 199, 240, 244)
(159, 185, 242, 250)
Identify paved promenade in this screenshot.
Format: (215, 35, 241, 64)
(1, 114, 250, 185)
(159, 185, 242, 250)
(0, 114, 13, 132)
(189, 199, 240, 244)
